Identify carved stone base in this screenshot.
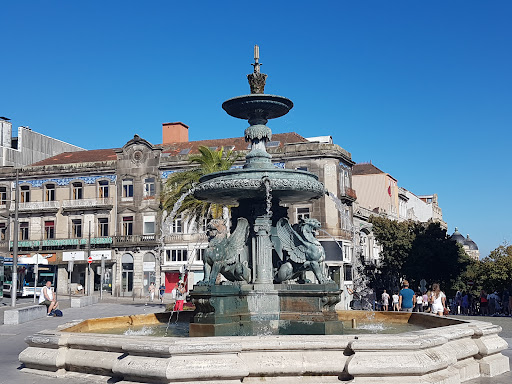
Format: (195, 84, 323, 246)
(189, 283, 343, 337)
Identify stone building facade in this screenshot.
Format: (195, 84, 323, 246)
(0, 123, 357, 304)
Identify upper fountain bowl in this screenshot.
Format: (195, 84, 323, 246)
(222, 94, 293, 120)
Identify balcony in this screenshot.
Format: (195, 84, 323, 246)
(164, 233, 208, 244)
(113, 234, 158, 246)
(9, 201, 60, 212)
(340, 187, 357, 203)
(62, 198, 114, 211)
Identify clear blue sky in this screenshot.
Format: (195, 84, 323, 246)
(1, 1, 511, 258)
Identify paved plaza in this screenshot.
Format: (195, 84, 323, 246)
(0, 297, 510, 384)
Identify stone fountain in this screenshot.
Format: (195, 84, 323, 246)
(17, 47, 510, 383)
(190, 45, 342, 336)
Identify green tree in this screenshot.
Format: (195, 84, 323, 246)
(404, 222, 470, 295)
(161, 146, 238, 227)
(368, 217, 470, 295)
(478, 244, 512, 293)
(368, 216, 414, 291)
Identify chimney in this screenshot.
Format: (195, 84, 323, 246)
(162, 122, 189, 144)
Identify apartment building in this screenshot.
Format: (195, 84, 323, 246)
(0, 123, 357, 302)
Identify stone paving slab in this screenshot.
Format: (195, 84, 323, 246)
(0, 298, 166, 384)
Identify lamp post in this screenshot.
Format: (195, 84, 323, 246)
(10, 168, 19, 307)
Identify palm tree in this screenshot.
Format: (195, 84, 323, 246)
(161, 145, 238, 230)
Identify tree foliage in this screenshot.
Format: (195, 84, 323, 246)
(368, 216, 471, 295)
(160, 146, 238, 227)
(477, 244, 512, 293)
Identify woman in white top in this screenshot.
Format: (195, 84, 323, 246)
(392, 293, 399, 311)
(430, 283, 446, 316)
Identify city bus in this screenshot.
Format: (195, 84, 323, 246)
(3, 257, 57, 297)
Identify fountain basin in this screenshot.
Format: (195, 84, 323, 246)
(194, 168, 325, 204)
(222, 94, 293, 120)
(19, 311, 510, 383)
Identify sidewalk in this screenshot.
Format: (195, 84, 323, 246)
(0, 303, 510, 384)
(0, 297, 167, 384)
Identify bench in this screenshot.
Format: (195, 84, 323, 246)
(70, 295, 98, 308)
(4, 304, 47, 325)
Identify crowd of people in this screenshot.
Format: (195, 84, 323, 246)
(378, 283, 512, 317)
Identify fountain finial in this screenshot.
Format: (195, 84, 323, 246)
(248, 44, 268, 94)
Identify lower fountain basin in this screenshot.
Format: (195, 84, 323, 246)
(194, 168, 325, 204)
(19, 311, 510, 383)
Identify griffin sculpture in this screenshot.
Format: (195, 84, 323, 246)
(198, 217, 251, 285)
(273, 217, 330, 284)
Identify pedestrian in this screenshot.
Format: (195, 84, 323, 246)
(461, 292, 469, 315)
(422, 291, 429, 312)
(148, 282, 155, 302)
(173, 282, 186, 312)
(480, 290, 488, 316)
(392, 292, 399, 311)
(159, 283, 166, 303)
(38, 280, 59, 316)
(381, 290, 390, 311)
(399, 280, 415, 312)
(415, 291, 423, 312)
(430, 283, 446, 316)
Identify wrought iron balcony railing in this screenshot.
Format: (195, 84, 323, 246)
(62, 198, 114, 210)
(9, 201, 60, 212)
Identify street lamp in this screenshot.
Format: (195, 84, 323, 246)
(11, 168, 19, 307)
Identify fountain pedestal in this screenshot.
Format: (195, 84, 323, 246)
(190, 283, 342, 337)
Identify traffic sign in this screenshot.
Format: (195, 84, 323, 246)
(467, 281, 474, 286)
(88, 256, 93, 264)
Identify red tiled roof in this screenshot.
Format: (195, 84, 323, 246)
(29, 132, 308, 166)
(31, 149, 117, 166)
(159, 132, 308, 155)
(353, 163, 385, 175)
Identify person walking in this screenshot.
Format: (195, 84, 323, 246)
(381, 290, 390, 311)
(399, 280, 415, 312)
(392, 292, 399, 311)
(430, 283, 446, 316)
(38, 280, 59, 316)
(148, 282, 155, 302)
(159, 283, 166, 303)
(415, 292, 423, 312)
(422, 291, 429, 312)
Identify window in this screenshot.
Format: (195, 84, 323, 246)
(343, 265, 353, 282)
(172, 215, 183, 233)
(122, 179, 133, 198)
(201, 218, 209, 233)
(72, 182, 83, 200)
(0, 186, 7, 205)
(0, 223, 6, 240)
(296, 207, 310, 221)
(19, 222, 29, 240)
(44, 220, 55, 239)
(98, 180, 109, 198)
(20, 185, 30, 203)
(143, 216, 155, 235)
(196, 248, 205, 262)
(143, 177, 155, 197)
(166, 249, 188, 262)
(45, 184, 55, 201)
(72, 219, 82, 238)
(98, 218, 109, 237)
(123, 216, 133, 236)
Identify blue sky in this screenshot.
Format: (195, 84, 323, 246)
(1, 1, 511, 258)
